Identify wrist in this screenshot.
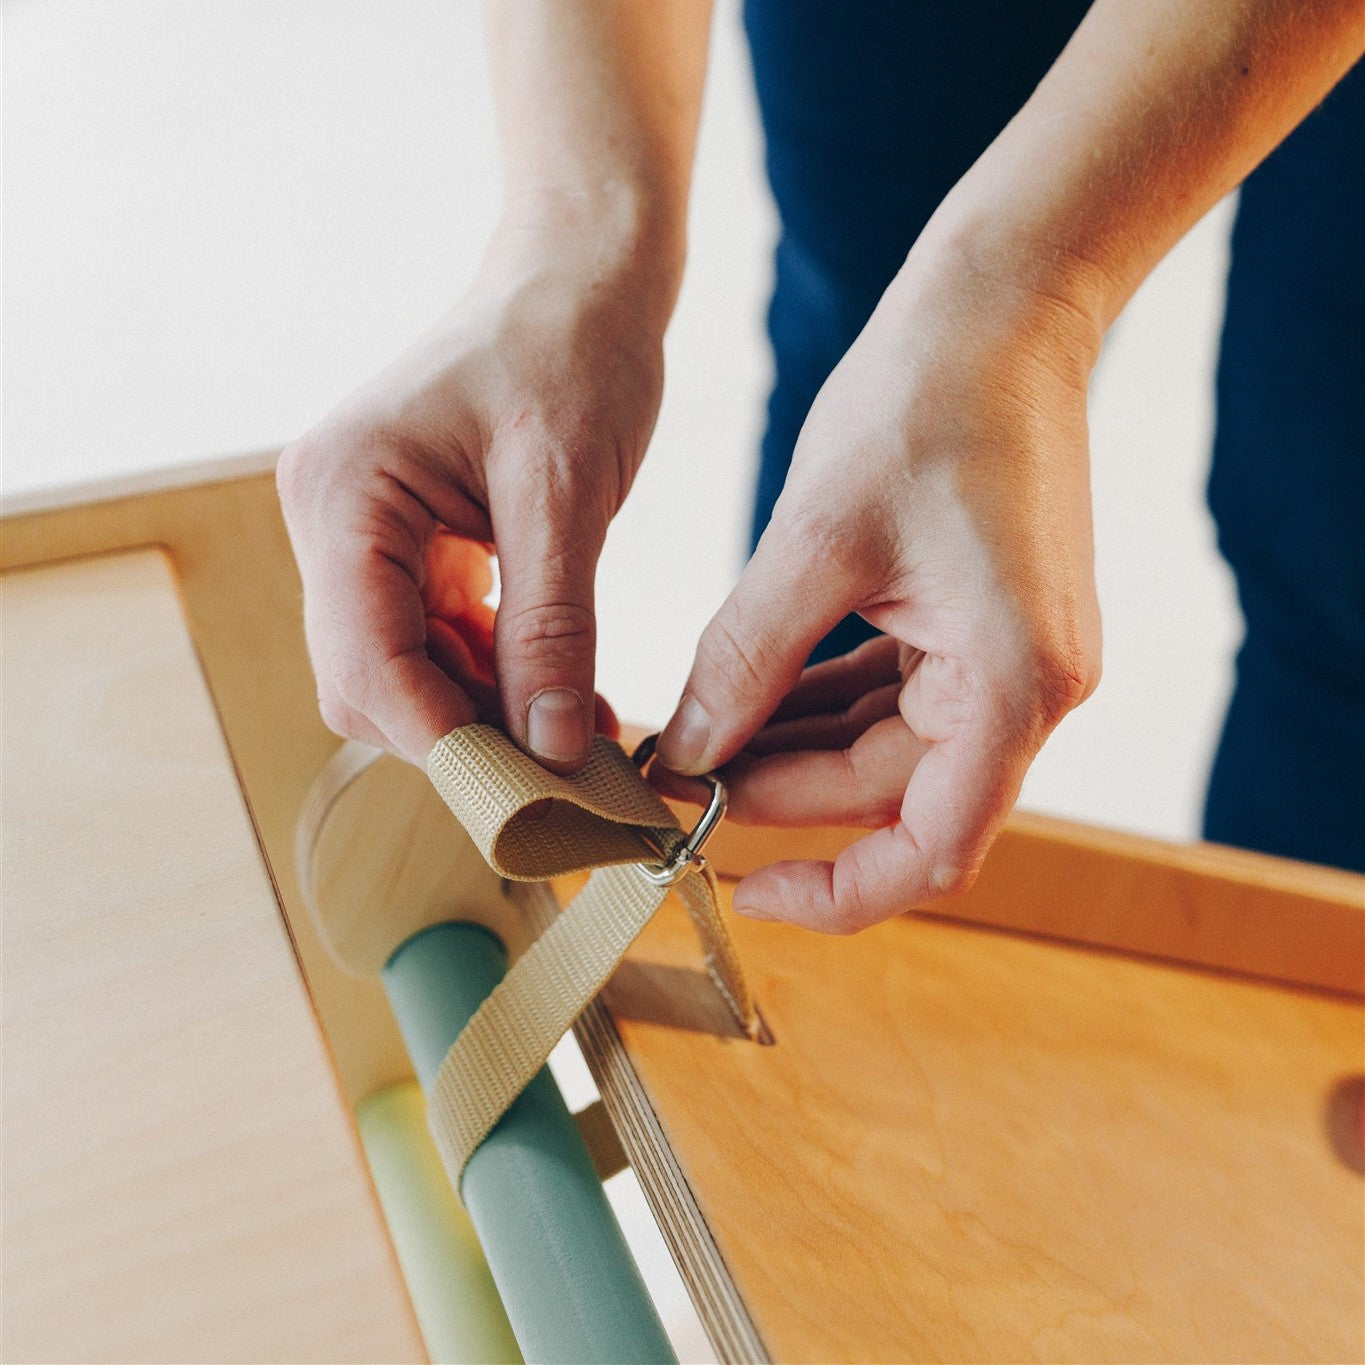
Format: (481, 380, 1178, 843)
(491, 180, 686, 330)
(896, 197, 1110, 387)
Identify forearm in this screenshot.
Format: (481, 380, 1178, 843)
(483, 0, 714, 322)
(920, 0, 1363, 334)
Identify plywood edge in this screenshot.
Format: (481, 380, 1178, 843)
(693, 803, 1360, 904)
(0, 466, 414, 1103)
(619, 721, 1363, 995)
(687, 807, 1364, 998)
(1000, 808, 1363, 905)
(0, 446, 280, 522)
(516, 879, 771, 1365)
(1, 548, 425, 1362)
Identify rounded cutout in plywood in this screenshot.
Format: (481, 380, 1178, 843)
(299, 743, 528, 977)
(1325, 1074, 1365, 1176)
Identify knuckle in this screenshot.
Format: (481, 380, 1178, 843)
(775, 497, 870, 582)
(827, 866, 874, 936)
(502, 600, 596, 666)
(1032, 648, 1099, 726)
(277, 429, 363, 530)
(278, 423, 416, 521)
(695, 613, 770, 706)
(857, 796, 904, 829)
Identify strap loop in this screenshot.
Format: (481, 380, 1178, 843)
(424, 725, 759, 1190)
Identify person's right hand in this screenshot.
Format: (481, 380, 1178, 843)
(277, 198, 673, 769)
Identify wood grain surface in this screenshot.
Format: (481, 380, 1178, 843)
(696, 812, 1364, 998)
(0, 465, 409, 1103)
(1, 551, 423, 1363)
(8, 471, 1362, 1364)
(585, 872, 1365, 1363)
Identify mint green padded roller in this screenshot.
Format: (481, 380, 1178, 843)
(356, 1082, 522, 1365)
(383, 922, 676, 1365)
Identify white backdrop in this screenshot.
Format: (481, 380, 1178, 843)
(4, 0, 1240, 839)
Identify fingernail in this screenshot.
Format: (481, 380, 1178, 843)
(931, 864, 961, 894)
(733, 898, 777, 922)
(527, 688, 588, 764)
(659, 694, 711, 774)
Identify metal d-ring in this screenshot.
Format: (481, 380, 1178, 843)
(631, 733, 727, 886)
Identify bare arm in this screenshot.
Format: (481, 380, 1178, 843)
(939, 0, 1365, 326)
(657, 1, 1363, 930)
(484, 0, 713, 324)
(279, 2, 713, 767)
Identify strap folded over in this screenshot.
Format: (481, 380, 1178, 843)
(425, 725, 759, 1189)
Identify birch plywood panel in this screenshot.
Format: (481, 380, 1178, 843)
(697, 813, 1365, 997)
(0, 462, 409, 1104)
(591, 875, 1364, 1363)
(1, 551, 422, 1362)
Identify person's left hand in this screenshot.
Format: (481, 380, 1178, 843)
(652, 234, 1104, 932)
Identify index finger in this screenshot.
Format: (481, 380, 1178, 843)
(729, 724, 1027, 934)
(303, 540, 479, 764)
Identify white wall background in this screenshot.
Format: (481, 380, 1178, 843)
(4, 4, 1245, 1358)
(3, 0, 1243, 849)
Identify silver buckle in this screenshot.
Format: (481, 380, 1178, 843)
(631, 733, 727, 886)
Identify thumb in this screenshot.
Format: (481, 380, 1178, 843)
(658, 513, 859, 775)
(491, 480, 605, 772)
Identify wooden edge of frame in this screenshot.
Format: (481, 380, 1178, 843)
(686, 808, 1364, 998)
(517, 878, 771, 1365)
(0, 463, 414, 1104)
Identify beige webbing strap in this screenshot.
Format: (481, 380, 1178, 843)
(425, 724, 759, 1187)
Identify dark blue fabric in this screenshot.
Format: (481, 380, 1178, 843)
(743, 5, 1363, 870)
(1204, 62, 1364, 871)
(743, 0, 1091, 662)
